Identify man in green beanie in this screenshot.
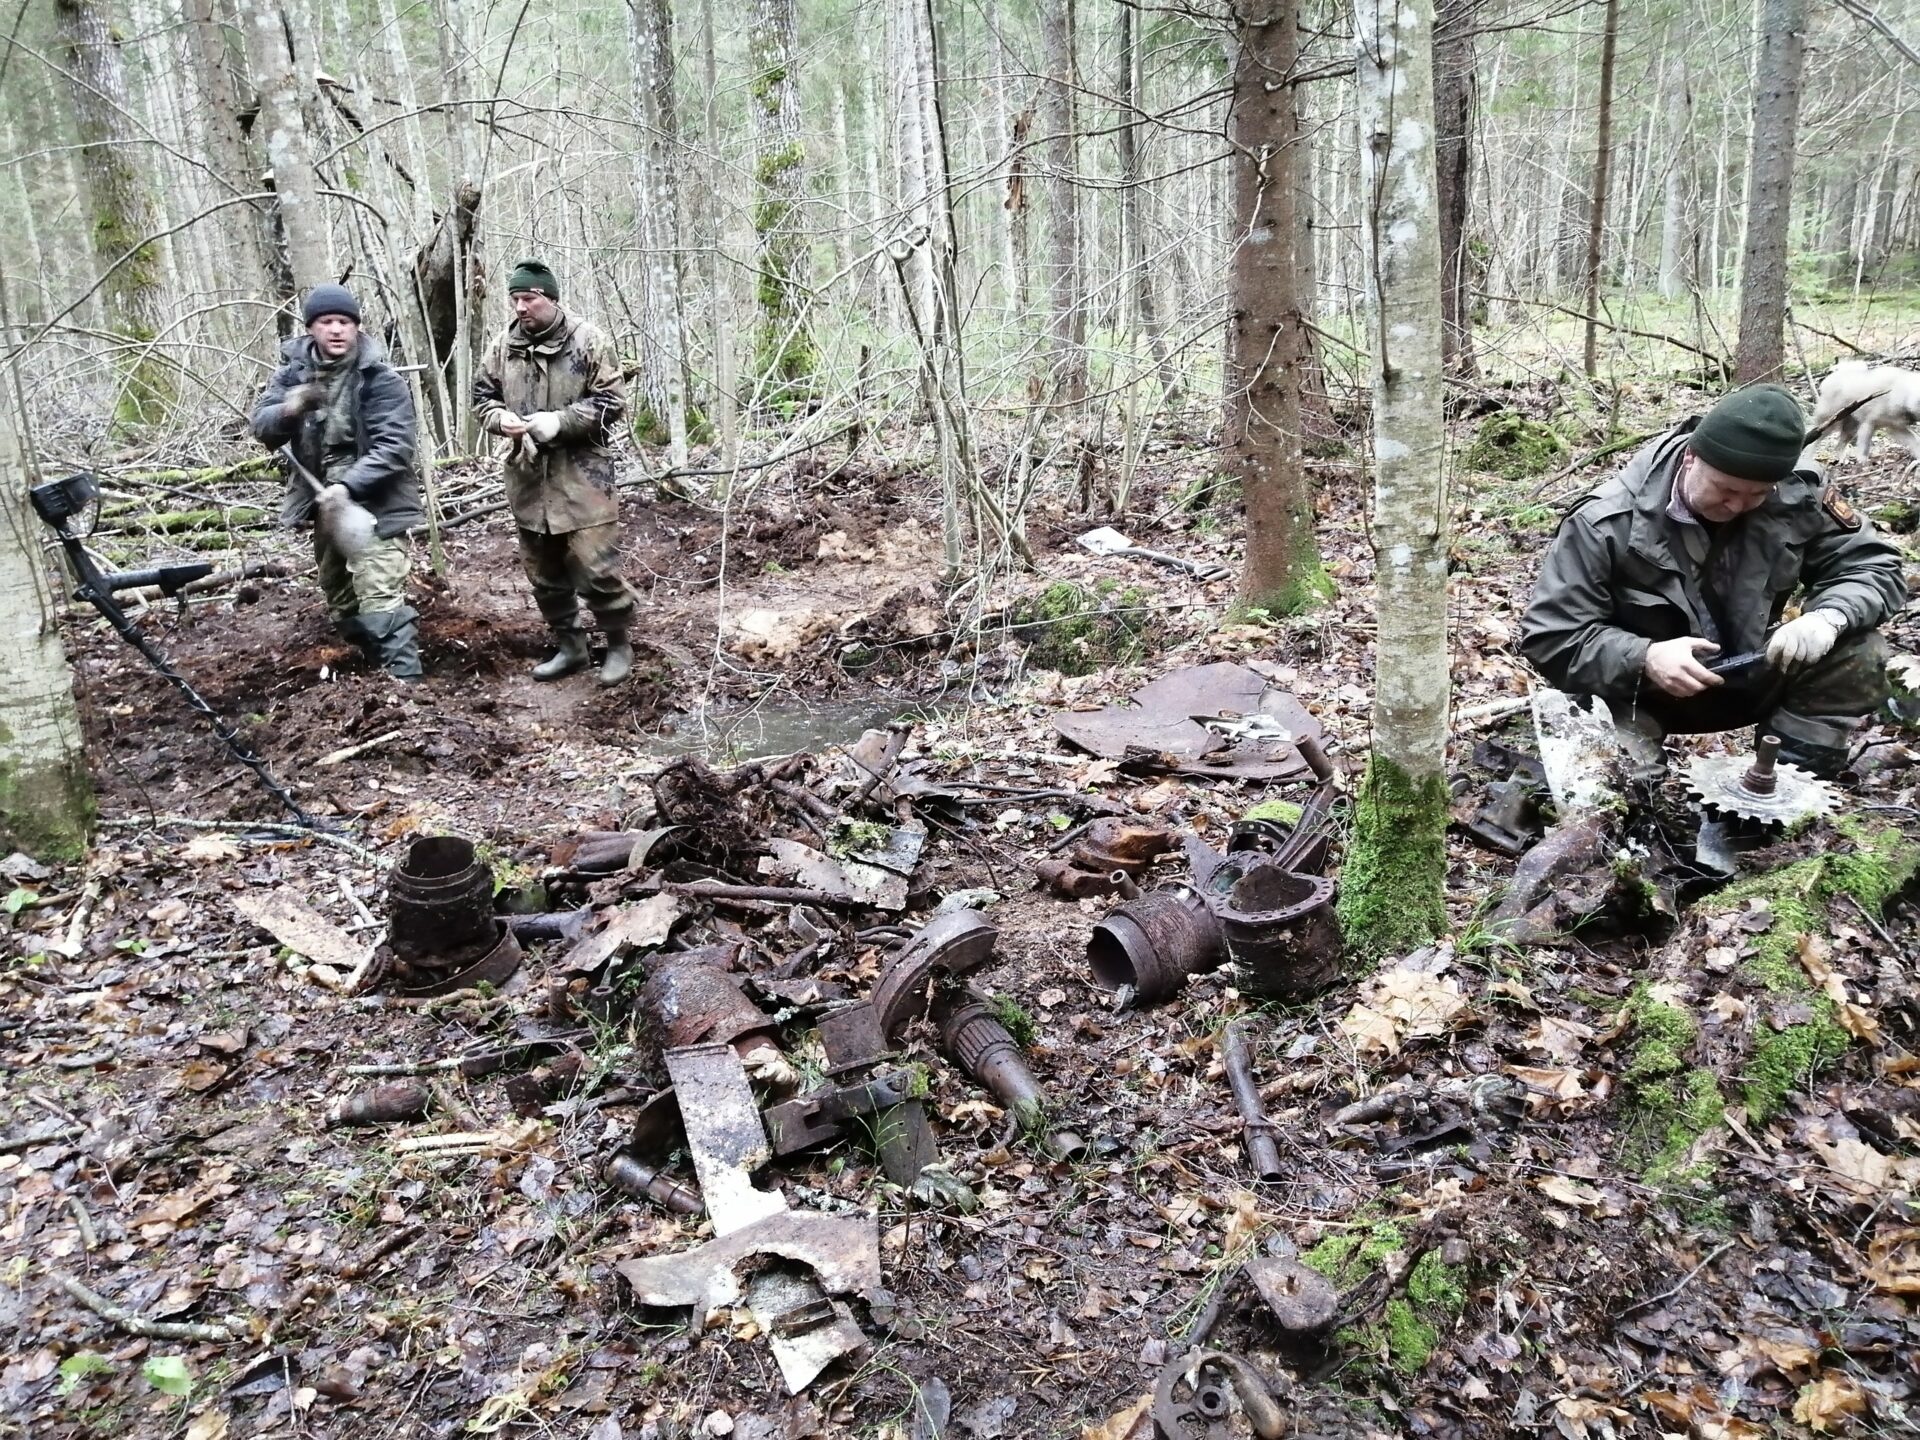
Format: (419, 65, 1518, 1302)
(472, 258, 637, 686)
(1519, 384, 1906, 778)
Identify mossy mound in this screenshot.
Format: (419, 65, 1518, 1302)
(1304, 1222, 1467, 1376)
(1462, 411, 1568, 480)
(1010, 580, 1154, 677)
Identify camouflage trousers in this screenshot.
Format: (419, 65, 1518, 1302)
(315, 530, 410, 620)
(1612, 630, 1891, 753)
(516, 523, 635, 636)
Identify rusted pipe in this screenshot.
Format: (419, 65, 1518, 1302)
(940, 1001, 1045, 1128)
(603, 1154, 703, 1215)
(1220, 1022, 1283, 1182)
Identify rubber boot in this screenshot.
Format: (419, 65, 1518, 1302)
(533, 630, 591, 681)
(1772, 732, 1852, 782)
(361, 605, 424, 682)
(597, 623, 633, 688)
(335, 616, 378, 667)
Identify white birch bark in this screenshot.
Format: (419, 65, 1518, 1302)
(0, 406, 94, 858)
(628, 0, 690, 468)
(235, 0, 331, 292)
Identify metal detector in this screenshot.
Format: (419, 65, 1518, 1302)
(32, 470, 314, 825)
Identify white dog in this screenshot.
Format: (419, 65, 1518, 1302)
(1810, 359, 1920, 465)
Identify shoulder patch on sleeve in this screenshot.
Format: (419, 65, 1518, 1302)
(1822, 482, 1862, 532)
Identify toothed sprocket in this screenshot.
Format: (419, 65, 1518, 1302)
(1684, 752, 1838, 827)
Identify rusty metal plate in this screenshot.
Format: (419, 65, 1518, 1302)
(871, 910, 998, 1042)
(614, 1209, 882, 1315)
(1051, 662, 1322, 781)
(817, 1001, 889, 1073)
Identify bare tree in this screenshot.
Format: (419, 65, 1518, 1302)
(1733, 0, 1809, 382)
(1227, 0, 1329, 617)
(1581, 0, 1621, 378)
(1041, 0, 1086, 409)
(1338, 0, 1451, 960)
(1434, 0, 1478, 377)
(628, 0, 690, 468)
(1118, 2, 1178, 402)
(235, 0, 330, 294)
(54, 0, 172, 422)
(748, 0, 814, 403)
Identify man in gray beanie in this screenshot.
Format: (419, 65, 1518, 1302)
(1519, 384, 1905, 778)
(251, 283, 425, 680)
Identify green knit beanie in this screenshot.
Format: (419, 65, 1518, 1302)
(1687, 384, 1806, 482)
(507, 259, 559, 300)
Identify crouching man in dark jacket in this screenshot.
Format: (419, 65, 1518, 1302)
(251, 283, 425, 681)
(1519, 384, 1905, 778)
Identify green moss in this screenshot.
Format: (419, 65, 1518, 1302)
(1381, 1299, 1440, 1374)
(1406, 1250, 1466, 1312)
(1242, 799, 1304, 826)
(1868, 499, 1917, 533)
(1461, 412, 1567, 480)
(1744, 1005, 1850, 1123)
(1644, 1069, 1724, 1181)
(1309, 1232, 1463, 1377)
(1011, 581, 1154, 676)
(988, 995, 1037, 1048)
(1622, 986, 1698, 1107)
(0, 744, 96, 863)
(828, 819, 890, 858)
(1336, 755, 1449, 962)
(1303, 1219, 1406, 1288)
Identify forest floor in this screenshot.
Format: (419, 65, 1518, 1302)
(4, 375, 1920, 1440)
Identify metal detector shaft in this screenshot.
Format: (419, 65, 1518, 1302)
(56, 534, 313, 825)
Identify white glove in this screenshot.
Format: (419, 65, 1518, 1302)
(318, 483, 350, 507)
(526, 411, 563, 445)
(1766, 609, 1845, 671)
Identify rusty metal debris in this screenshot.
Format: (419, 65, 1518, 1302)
(764, 1071, 922, 1156)
(393, 921, 524, 998)
(937, 998, 1045, 1129)
(326, 1081, 429, 1127)
(1152, 1349, 1288, 1440)
(641, 952, 778, 1056)
(1218, 1021, 1281, 1182)
(388, 836, 495, 961)
(1244, 1256, 1338, 1336)
(871, 909, 998, 1042)
(604, 1153, 703, 1215)
(1038, 818, 1174, 899)
(1052, 662, 1325, 781)
(1686, 732, 1839, 828)
(1088, 888, 1222, 1004)
(1200, 858, 1341, 999)
(760, 837, 910, 911)
(666, 1043, 787, 1233)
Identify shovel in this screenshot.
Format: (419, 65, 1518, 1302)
(1076, 525, 1229, 582)
(281, 446, 377, 560)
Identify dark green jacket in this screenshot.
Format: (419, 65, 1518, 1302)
(1519, 420, 1906, 700)
(251, 334, 424, 540)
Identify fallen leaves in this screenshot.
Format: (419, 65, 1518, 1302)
(1792, 1374, 1867, 1432)
(1079, 1393, 1152, 1440)
(1340, 948, 1467, 1055)
(1864, 1226, 1920, 1294)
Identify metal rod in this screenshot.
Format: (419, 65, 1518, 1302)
(1220, 1021, 1283, 1182)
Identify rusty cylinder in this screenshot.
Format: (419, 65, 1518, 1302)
(603, 1154, 704, 1215)
(941, 1002, 1045, 1121)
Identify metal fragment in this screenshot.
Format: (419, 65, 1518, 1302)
(665, 1043, 785, 1234)
(604, 1153, 703, 1215)
(1244, 1256, 1337, 1334)
(614, 1208, 881, 1315)
(871, 909, 998, 1042)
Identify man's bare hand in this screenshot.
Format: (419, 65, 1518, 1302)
(1644, 637, 1722, 697)
(495, 410, 530, 438)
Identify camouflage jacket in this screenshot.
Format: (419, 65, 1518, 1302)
(472, 310, 627, 534)
(1519, 419, 1907, 701)
(251, 333, 423, 540)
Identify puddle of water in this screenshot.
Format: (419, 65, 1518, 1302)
(642, 694, 944, 763)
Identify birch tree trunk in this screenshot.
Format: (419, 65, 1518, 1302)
(1042, 0, 1086, 409)
(749, 0, 815, 406)
(235, 0, 331, 293)
(186, 0, 284, 313)
(1434, 0, 1477, 377)
(1733, 0, 1808, 383)
(1227, 1, 1328, 617)
(628, 0, 690, 467)
(1657, 55, 1693, 301)
(53, 0, 173, 425)
(1581, 0, 1621, 378)
(0, 402, 94, 859)
(1118, 2, 1178, 402)
(1338, 0, 1451, 960)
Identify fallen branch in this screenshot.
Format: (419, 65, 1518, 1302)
(99, 816, 386, 868)
(0, 1124, 81, 1153)
(51, 1271, 233, 1343)
(316, 728, 408, 767)
(1529, 429, 1660, 498)
(1618, 1241, 1735, 1316)
(1454, 696, 1532, 727)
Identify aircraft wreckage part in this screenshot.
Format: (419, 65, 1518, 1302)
(1218, 1021, 1283, 1183)
(1244, 1256, 1338, 1335)
(817, 1001, 891, 1075)
(395, 920, 524, 998)
(870, 909, 998, 1042)
(664, 1043, 787, 1235)
(1685, 733, 1840, 827)
(326, 1081, 430, 1127)
(1202, 860, 1341, 997)
(1052, 662, 1325, 782)
(764, 1072, 920, 1155)
(641, 961, 776, 1052)
(1035, 856, 1140, 900)
(604, 1153, 704, 1215)
(1088, 889, 1222, 1004)
(388, 835, 496, 961)
(939, 1002, 1045, 1119)
(1152, 1349, 1288, 1440)
(614, 1209, 883, 1317)
(745, 1266, 871, 1395)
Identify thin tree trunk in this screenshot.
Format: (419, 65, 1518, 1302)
(1657, 54, 1693, 301)
(1434, 0, 1478, 378)
(0, 384, 95, 859)
(235, 0, 330, 294)
(1733, 0, 1808, 383)
(1118, 1, 1178, 402)
(1582, 0, 1621, 378)
(629, 0, 690, 467)
(1228, 1, 1326, 616)
(748, 0, 814, 406)
(1339, 0, 1450, 960)
(54, 0, 173, 424)
(1042, 0, 1086, 409)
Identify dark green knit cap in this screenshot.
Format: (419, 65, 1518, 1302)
(508, 258, 559, 300)
(1687, 384, 1806, 482)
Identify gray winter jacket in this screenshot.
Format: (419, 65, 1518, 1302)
(251, 333, 425, 539)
